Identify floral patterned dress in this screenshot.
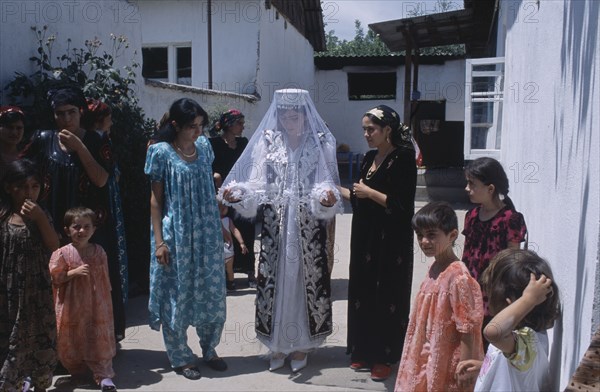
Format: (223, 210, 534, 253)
(462, 206, 527, 317)
(49, 244, 116, 368)
(144, 139, 225, 333)
(395, 261, 484, 392)
(0, 219, 57, 391)
(461, 205, 527, 282)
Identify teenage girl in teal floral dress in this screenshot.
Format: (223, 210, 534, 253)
(144, 98, 226, 380)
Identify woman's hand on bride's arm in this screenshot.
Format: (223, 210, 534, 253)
(338, 185, 351, 201)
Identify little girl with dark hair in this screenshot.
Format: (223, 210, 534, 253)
(396, 201, 484, 391)
(462, 157, 528, 327)
(0, 159, 58, 392)
(462, 157, 528, 282)
(457, 249, 561, 391)
(50, 207, 117, 391)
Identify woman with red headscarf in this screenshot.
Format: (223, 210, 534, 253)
(210, 109, 256, 290)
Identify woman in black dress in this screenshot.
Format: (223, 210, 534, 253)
(22, 86, 126, 342)
(339, 105, 416, 381)
(209, 109, 256, 289)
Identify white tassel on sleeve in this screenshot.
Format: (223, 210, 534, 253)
(310, 183, 341, 220)
(218, 181, 259, 219)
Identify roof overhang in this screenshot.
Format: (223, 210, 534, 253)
(369, 1, 496, 57)
(314, 54, 464, 70)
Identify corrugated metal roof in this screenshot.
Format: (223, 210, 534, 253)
(369, 0, 495, 57)
(268, 0, 326, 51)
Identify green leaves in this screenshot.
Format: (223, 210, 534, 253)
(5, 26, 154, 274)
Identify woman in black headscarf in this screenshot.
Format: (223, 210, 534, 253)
(22, 86, 126, 343)
(339, 105, 417, 381)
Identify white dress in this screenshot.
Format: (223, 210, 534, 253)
(219, 88, 342, 355)
(475, 327, 550, 391)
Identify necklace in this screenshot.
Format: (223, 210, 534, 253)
(223, 135, 237, 149)
(365, 146, 395, 180)
(174, 142, 197, 158)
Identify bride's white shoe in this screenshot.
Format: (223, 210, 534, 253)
(290, 354, 308, 372)
(269, 355, 285, 371)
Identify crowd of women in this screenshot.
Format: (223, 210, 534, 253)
(1, 86, 561, 392)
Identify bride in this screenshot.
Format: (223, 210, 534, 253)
(220, 89, 341, 372)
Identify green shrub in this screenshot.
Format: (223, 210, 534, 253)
(5, 26, 154, 289)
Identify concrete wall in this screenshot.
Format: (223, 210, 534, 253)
(253, 5, 316, 117)
(314, 59, 465, 153)
(0, 0, 141, 104)
(138, 0, 260, 92)
(0, 0, 318, 137)
(499, 0, 599, 388)
(137, 0, 316, 133)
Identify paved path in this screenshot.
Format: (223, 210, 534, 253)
(49, 205, 468, 391)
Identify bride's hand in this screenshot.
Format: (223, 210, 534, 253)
(222, 188, 241, 203)
(320, 190, 337, 207)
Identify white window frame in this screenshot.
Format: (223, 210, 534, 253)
(464, 57, 505, 160)
(142, 43, 191, 85)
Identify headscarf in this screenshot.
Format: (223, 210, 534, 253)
(0, 106, 25, 124)
(219, 89, 341, 212)
(364, 105, 414, 151)
(212, 109, 244, 134)
(47, 86, 87, 111)
(82, 99, 111, 131)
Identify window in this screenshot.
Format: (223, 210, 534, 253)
(142, 45, 192, 85)
(464, 57, 504, 160)
(347, 72, 396, 100)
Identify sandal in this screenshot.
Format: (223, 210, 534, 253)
(175, 366, 202, 380)
(371, 363, 392, 381)
(350, 361, 370, 371)
(100, 378, 117, 391)
(226, 280, 236, 291)
(205, 356, 228, 371)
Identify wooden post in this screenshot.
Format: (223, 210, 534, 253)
(404, 37, 412, 125)
(207, 0, 213, 89)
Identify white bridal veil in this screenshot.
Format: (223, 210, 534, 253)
(219, 89, 342, 219)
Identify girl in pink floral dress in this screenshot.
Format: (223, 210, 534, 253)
(49, 207, 117, 391)
(396, 202, 484, 392)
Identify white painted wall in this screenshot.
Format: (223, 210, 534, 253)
(0, 0, 141, 104)
(138, 0, 260, 92)
(253, 5, 317, 117)
(499, 0, 599, 388)
(0, 0, 319, 138)
(315, 59, 465, 153)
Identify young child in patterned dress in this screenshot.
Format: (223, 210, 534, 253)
(396, 202, 484, 392)
(0, 159, 59, 392)
(456, 249, 561, 391)
(219, 203, 248, 292)
(462, 157, 527, 325)
(49, 207, 117, 391)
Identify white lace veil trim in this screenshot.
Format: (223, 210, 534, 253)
(219, 89, 342, 216)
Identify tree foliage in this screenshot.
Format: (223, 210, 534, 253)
(5, 26, 154, 275)
(317, 20, 396, 57)
(317, 1, 464, 57)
